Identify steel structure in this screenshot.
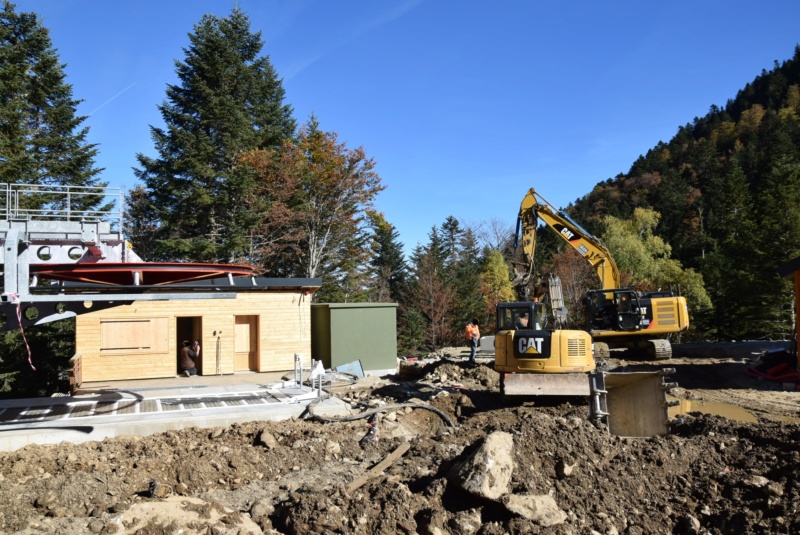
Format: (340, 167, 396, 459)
(0, 183, 248, 331)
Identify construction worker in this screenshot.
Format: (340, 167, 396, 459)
(465, 318, 480, 365)
(180, 340, 200, 377)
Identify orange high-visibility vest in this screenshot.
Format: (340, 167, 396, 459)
(465, 323, 475, 340)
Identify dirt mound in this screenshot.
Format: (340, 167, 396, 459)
(1, 351, 798, 534)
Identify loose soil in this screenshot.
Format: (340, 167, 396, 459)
(0, 344, 798, 534)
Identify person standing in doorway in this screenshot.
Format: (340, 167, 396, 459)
(465, 319, 480, 366)
(180, 340, 200, 377)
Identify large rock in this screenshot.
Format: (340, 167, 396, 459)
(502, 494, 567, 526)
(448, 431, 514, 500)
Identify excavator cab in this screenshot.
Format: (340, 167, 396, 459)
(586, 289, 643, 332)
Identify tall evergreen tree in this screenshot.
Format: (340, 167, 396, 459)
(440, 216, 463, 272)
(367, 210, 408, 303)
(134, 7, 295, 262)
(0, 1, 104, 205)
(452, 226, 485, 332)
(0, 1, 105, 395)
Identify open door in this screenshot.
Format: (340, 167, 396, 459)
(234, 315, 258, 372)
(177, 317, 202, 375)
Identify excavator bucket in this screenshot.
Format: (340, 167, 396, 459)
(589, 369, 677, 437)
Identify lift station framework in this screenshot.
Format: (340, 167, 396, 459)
(0, 183, 253, 331)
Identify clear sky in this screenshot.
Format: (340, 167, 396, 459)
(13, 0, 800, 256)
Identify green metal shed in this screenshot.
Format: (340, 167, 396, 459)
(311, 303, 398, 375)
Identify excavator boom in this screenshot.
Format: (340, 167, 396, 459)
(517, 188, 620, 290)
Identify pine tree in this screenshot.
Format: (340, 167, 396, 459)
(134, 7, 295, 262)
(367, 210, 408, 303)
(0, 2, 103, 396)
(452, 226, 485, 333)
(0, 1, 104, 204)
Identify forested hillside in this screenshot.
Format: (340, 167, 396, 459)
(567, 46, 800, 342)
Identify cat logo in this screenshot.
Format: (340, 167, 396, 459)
(518, 337, 544, 354)
(554, 224, 576, 241)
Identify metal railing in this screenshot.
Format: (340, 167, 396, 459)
(0, 183, 123, 227)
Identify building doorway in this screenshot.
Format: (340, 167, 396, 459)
(177, 317, 202, 375)
(234, 315, 258, 372)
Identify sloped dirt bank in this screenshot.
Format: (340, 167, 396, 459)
(0, 346, 798, 534)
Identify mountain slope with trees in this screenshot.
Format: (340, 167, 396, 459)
(568, 46, 800, 342)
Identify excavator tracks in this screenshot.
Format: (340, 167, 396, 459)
(648, 339, 672, 360)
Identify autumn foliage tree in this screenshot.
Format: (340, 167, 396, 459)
(600, 208, 711, 317)
(478, 250, 516, 332)
(241, 117, 385, 300)
(548, 247, 596, 328)
(408, 250, 457, 350)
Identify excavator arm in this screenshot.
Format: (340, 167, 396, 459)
(515, 188, 620, 291)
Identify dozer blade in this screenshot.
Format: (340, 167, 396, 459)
(589, 369, 676, 437)
(502, 372, 591, 396)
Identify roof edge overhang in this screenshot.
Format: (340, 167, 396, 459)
(50, 276, 322, 294)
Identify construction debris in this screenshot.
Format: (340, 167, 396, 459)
(0, 347, 798, 534)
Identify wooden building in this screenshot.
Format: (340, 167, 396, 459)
(74, 278, 321, 382)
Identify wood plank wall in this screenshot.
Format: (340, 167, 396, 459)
(75, 291, 312, 381)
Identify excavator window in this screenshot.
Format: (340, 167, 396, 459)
(497, 304, 545, 331)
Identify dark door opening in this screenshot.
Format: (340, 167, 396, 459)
(177, 317, 202, 375)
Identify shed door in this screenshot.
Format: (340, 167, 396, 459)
(234, 315, 258, 371)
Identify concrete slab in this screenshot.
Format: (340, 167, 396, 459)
(0, 377, 350, 452)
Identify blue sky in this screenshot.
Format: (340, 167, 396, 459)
(14, 0, 800, 256)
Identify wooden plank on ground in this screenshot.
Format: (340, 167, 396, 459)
(346, 441, 410, 494)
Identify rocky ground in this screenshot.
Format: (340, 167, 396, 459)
(0, 344, 798, 534)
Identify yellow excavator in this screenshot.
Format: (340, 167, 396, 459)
(493, 188, 680, 437)
(514, 187, 690, 359)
